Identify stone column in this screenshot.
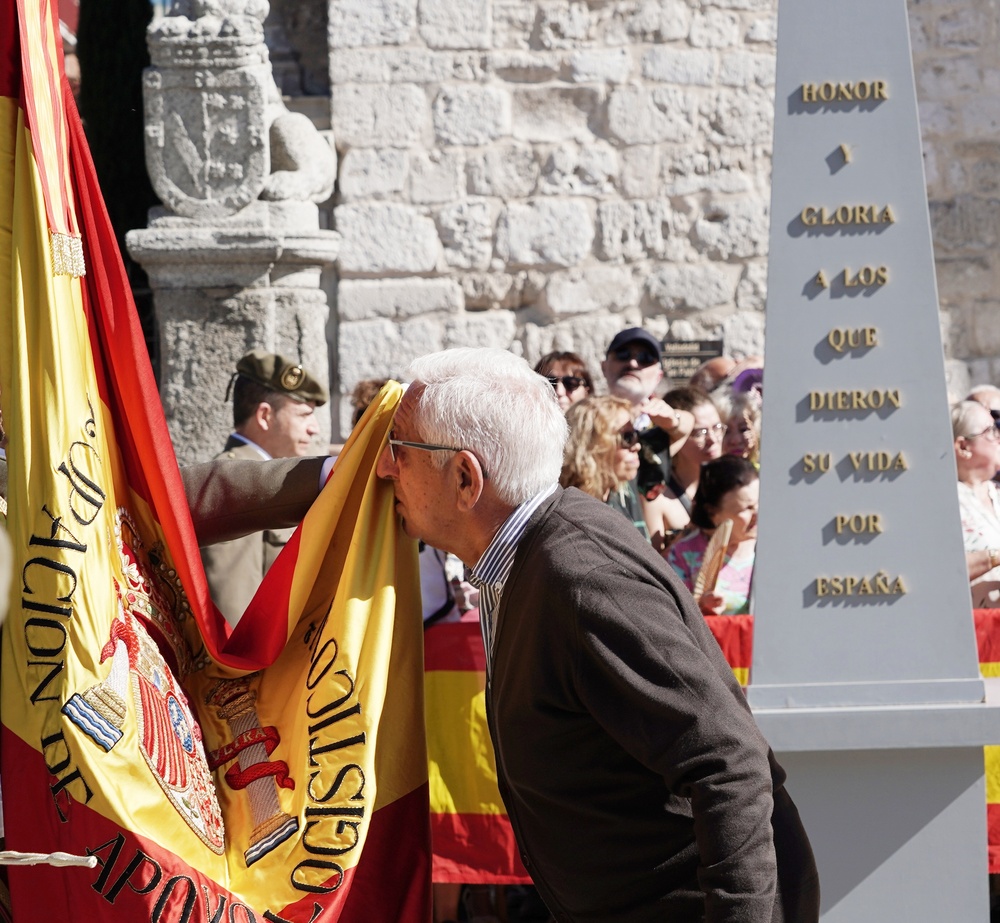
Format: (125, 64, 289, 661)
(127, 1, 339, 466)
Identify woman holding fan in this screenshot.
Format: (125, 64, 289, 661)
(666, 456, 759, 616)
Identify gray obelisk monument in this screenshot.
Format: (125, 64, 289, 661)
(751, 0, 1000, 919)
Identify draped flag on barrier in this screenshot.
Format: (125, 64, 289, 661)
(421, 618, 753, 885)
(424, 621, 529, 885)
(0, 1, 431, 919)
(428, 612, 1000, 880)
(704, 614, 752, 688)
(975, 609, 1000, 875)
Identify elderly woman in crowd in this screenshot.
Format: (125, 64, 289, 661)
(535, 350, 594, 414)
(953, 399, 1000, 607)
(666, 456, 759, 616)
(642, 386, 726, 552)
(716, 390, 762, 468)
(561, 395, 649, 539)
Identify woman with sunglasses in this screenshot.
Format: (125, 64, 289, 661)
(534, 351, 594, 413)
(953, 400, 1000, 606)
(560, 396, 649, 539)
(666, 456, 759, 616)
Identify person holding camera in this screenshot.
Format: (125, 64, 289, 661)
(600, 327, 692, 493)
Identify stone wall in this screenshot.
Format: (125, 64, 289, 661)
(317, 0, 1000, 434)
(911, 1, 1000, 394)
(327, 0, 777, 434)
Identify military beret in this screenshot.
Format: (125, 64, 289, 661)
(232, 349, 328, 406)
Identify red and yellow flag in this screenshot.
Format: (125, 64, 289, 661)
(975, 609, 1000, 874)
(705, 614, 752, 688)
(421, 616, 751, 883)
(424, 620, 529, 885)
(0, 1, 430, 919)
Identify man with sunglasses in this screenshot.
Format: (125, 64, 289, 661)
(601, 327, 693, 499)
(375, 347, 818, 923)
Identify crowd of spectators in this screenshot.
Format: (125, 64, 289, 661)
(535, 330, 764, 623)
(531, 334, 1000, 618)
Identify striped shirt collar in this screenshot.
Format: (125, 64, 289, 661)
(469, 483, 557, 670)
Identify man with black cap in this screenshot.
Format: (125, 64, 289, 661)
(601, 327, 692, 509)
(200, 349, 328, 625)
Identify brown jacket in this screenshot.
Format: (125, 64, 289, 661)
(196, 439, 295, 624)
(181, 455, 323, 546)
(184, 450, 323, 623)
(488, 487, 819, 923)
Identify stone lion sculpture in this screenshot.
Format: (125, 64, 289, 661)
(165, 0, 336, 204)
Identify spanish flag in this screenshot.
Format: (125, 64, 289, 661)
(975, 609, 1000, 873)
(0, 1, 430, 919)
(424, 621, 529, 885)
(705, 614, 753, 689)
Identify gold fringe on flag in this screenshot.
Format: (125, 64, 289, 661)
(50, 230, 85, 277)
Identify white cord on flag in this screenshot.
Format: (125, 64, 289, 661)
(50, 231, 86, 277)
(0, 850, 97, 868)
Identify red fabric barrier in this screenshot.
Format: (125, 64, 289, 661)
(426, 611, 1000, 878)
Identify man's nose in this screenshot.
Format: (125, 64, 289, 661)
(376, 444, 397, 480)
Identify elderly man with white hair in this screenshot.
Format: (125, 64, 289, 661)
(373, 348, 818, 923)
(182, 347, 818, 923)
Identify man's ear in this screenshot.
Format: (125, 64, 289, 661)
(254, 402, 273, 431)
(454, 450, 486, 512)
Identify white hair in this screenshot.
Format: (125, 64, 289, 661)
(968, 384, 1000, 400)
(407, 348, 569, 506)
(952, 400, 991, 439)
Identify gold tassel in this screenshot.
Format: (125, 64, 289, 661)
(50, 231, 86, 277)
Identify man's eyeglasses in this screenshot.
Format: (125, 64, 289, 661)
(387, 437, 463, 463)
(618, 429, 641, 449)
(963, 425, 1000, 443)
(548, 375, 585, 394)
(387, 434, 490, 478)
(690, 422, 727, 445)
(609, 346, 659, 368)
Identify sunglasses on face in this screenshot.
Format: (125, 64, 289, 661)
(610, 346, 659, 368)
(548, 375, 585, 393)
(611, 346, 660, 369)
(618, 429, 641, 449)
